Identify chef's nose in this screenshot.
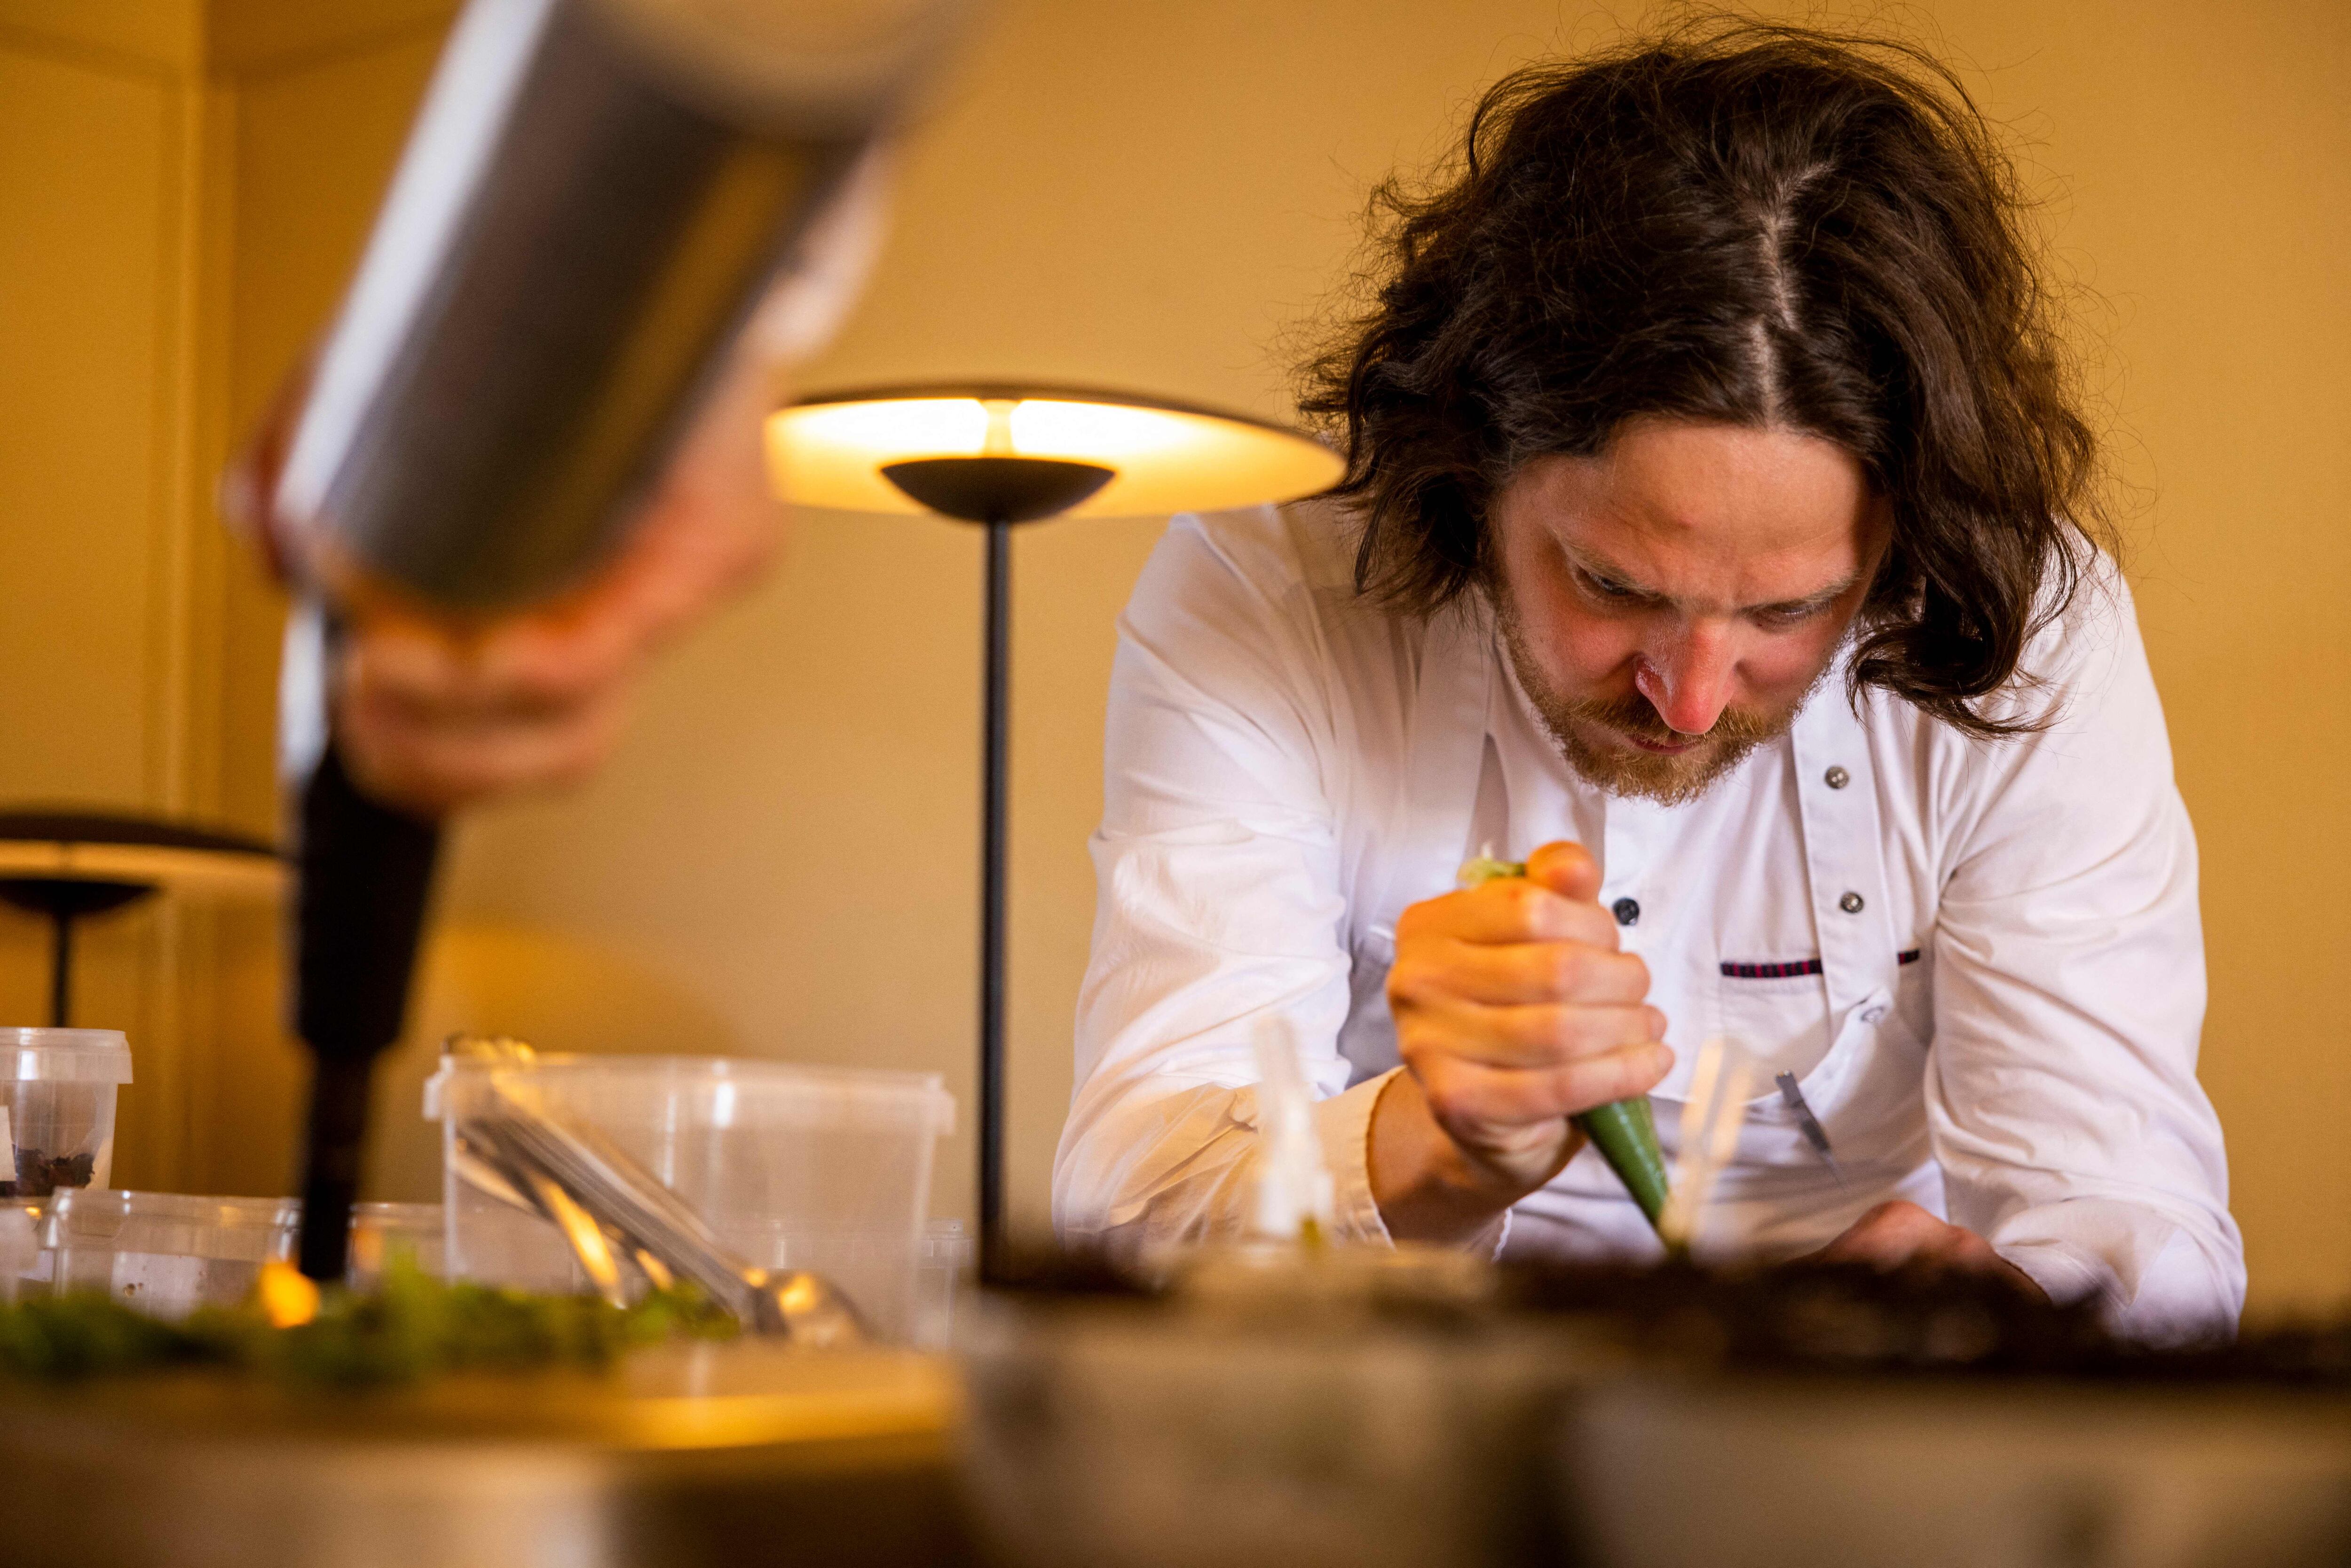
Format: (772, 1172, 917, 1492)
(1635, 623, 1737, 736)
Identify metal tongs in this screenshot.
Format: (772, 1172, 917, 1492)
(443, 1038, 863, 1345)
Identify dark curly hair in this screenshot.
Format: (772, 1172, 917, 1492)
(1297, 19, 2110, 738)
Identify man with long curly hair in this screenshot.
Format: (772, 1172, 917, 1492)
(1055, 22, 2242, 1341)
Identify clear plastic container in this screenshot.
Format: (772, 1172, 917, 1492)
(0, 1204, 34, 1305)
(1, 1202, 39, 1295)
(44, 1190, 293, 1317)
(426, 1053, 955, 1341)
(913, 1217, 975, 1348)
(0, 1028, 132, 1198)
(347, 1200, 447, 1289)
(35, 1193, 447, 1314)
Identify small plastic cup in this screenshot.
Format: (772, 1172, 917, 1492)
(913, 1217, 975, 1348)
(346, 1200, 447, 1289)
(36, 1194, 444, 1315)
(44, 1190, 294, 1317)
(0, 1029, 132, 1198)
(0, 1205, 34, 1305)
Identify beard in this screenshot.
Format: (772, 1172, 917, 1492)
(1495, 604, 1823, 807)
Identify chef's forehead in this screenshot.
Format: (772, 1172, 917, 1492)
(1498, 426, 1880, 602)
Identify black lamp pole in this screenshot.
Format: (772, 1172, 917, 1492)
(876, 455, 1114, 1278)
(978, 515, 1012, 1263)
(0, 881, 154, 1026)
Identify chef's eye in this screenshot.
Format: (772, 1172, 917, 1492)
(1577, 569, 1641, 603)
(1751, 598, 1833, 629)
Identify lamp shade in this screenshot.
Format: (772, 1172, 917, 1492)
(0, 810, 286, 1027)
(765, 383, 1344, 519)
(0, 811, 283, 903)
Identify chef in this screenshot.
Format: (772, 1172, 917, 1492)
(1053, 26, 2244, 1342)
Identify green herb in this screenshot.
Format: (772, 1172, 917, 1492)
(0, 1256, 736, 1389)
(1456, 854, 1527, 890)
(1456, 855, 1675, 1238)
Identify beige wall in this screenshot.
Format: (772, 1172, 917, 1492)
(4, 0, 2345, 1311)
(0, 1, 221, 1185)
(0, 0, 452, 1190)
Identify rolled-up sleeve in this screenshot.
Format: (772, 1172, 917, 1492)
(1053, 511, 1393, 1256)
(1925, 574, 2245, 1342)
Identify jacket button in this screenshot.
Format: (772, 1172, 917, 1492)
(1612, 897, 1641, 926)
(1838, 891, 1865, 914)
(1824, 765, 1851, 789)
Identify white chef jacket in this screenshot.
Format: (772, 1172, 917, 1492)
(1055, 500, 2245, 1343)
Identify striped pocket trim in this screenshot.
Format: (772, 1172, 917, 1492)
(1720, 948, 1920, 979)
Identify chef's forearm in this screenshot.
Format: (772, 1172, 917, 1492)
(1367, 1070, 1562, 1247)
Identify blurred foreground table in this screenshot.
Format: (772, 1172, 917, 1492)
(0, 1341, 966, 1568)
(8, 1274, 2351, 1568)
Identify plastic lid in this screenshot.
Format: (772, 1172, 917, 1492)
(425, 1052, 954, 1135)
(44, 1190, 295, 1255)
(351, 1201, 442, 1235)
(0, 1028, 131, 1083)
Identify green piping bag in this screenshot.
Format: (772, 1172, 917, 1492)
(1458, 856, 1673, 1236)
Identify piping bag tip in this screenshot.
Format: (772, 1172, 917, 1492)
(1573, 1096, 1674, 1236)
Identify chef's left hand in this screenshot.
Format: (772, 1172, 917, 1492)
(1811, 1200, 2049, 1301)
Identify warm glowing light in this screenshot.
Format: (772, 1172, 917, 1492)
(1007, 400, 1191, 462)
(259, 1258, 321, 1327)
(766, 386, 1343, 520)
(779, 397, 991, 467)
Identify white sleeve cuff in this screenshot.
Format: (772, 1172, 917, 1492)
(1316, 1070, 1398, 1247)
(1312, 1068, 1518, 1259)
(1996, 1238, 2116, 1310)
(1990, 1204, 2242, 1345)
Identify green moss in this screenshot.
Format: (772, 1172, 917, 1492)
(0, 1258, 736, 1389)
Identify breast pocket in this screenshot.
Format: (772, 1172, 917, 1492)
(1712, 969, 1835, 1082)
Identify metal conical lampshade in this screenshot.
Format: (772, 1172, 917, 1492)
(766, 383, 1343, 521)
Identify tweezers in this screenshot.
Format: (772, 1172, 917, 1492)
(1775, 1071, 1846, 1189)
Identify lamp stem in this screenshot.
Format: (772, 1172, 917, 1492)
(979, 516, 1011, 1281)
(48, 908, 71, 1029)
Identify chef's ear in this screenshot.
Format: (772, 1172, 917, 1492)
(1524, 840, 1602, 902)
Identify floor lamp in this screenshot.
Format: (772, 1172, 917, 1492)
(766, 385, 1341, 1273)
(0, 811, 284, 1025)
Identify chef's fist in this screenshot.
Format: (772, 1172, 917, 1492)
(1370, 841, 1673, 1240)
(222, 155, 891, 818)
(224, 335, 782, 817)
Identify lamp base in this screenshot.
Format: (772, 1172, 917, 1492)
(879, 457, 1113, 525)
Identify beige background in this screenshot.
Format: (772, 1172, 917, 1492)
(0, 0, 2343, 1311)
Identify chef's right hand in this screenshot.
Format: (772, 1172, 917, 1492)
(222, 334, 786, 818)
(1368, 841, 1673, 1245)
(222, 149, 893, 817)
